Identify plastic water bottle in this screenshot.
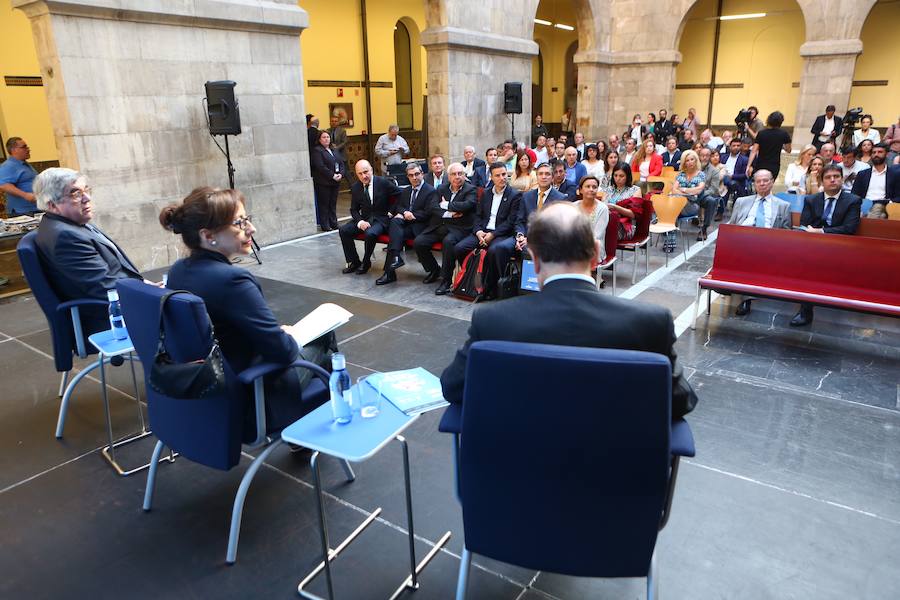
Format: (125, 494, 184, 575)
(329, 353, 352, 424)
(107, 289, 128, 340)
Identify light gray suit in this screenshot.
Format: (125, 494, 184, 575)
(729, 194, 792, 229)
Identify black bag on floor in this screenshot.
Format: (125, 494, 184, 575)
(452, 248, 486, 302)
(496, 260, 521, 300)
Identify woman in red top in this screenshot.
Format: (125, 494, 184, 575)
(631, 139, 663, 182)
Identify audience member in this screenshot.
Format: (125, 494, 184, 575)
(627, 114, 648, 143)
(604, 165, 644, 241)
(338, 160, 402, 275)
(161, 187, 334, 434)
(327, 115, 348, 162)
(551, 160, 578, 199)
(574, 175, 609, 263)
(631, 138, 663, 182)
(560, 107, 574, 138)
(424, 155, 446, 188)
(595, 140, 609, 160)
(678, 129, 695, 152)
(857, 139, 874, 165)
(700, 129, 724, 152)
(810, 105, 842, 151)
(720, 129, 734, 148)
(305, 114, 320, 158)
(0, 137, 38, 215)
(747, 111, 791, 179)
(572, 132, 586, 160)
(499, 140, 517, 171)
(728, 170, 792, 317)
(784, 144, 816, 194)
(532, 135, 549, 165)
(600, 150, 621, 187)
(558, 133, 569, 146)
(532, 114, 548, 145)
(661, 136, 681, 170)
(310, 129, 346, 231)
(851, 143, 899, 219)
(803, 156, 825, 195)
(655, 109, 674, 142)
(510, 150, 537, 193)
(515, 162, 567, 250)
(673, 149, 714, 242)
(462, 146, 486, 188)
(553, 141, 567, 162)
(414, 163, 477, 295)
(608, 134, 624, 154)
(852, 115, 880, 147)
(708, 150, 729, 208)
(840, 148, 870, 192)
(34, 168, 144, 336)
(746, 106, 764, 140)
(602, 162, 641, 205)
(646, 113, 657, 136)
(670, 113, 684, 139)
(884, 115, 900, 163)
(544, 136, 556, 160)
(681, 108, 699, 140)
(698, 147, 723, 227)
(739, 136, 752, 157)
(376, 163, 436, 286)
(621, 138, 638, 165)
(482, 147, 499, 188)
(581, 144, 605, 179)
(563, 147, 587, 185)
(720, 138, 749, 199)
(440, 201, 698, 418)
(374, 124, 409, 175)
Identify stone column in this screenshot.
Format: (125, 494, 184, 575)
(13, 0, 313, 269)
(603, 50, 681, 141)
(792, 40, 862, 149)
(421, 27, 537, 162)
(572, 52, 611, 143)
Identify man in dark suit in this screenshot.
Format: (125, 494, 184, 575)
(462, 146, 487, 188)
(550, 160, 577, 199)
(810, 105, 843, 152)
(376, 163, 436, 285)
(654, 109, 675, 142)
(794, 164, 862, 326)
(413, 162, 478, 294)
(850, 143, 899, 219)
(33, 168, 144, 336)
(516, 162, 567, 246)
(441, 202, 698, 419)
(423, 155, 446, 189)
(719, 138, 750, 200)
(338, 159, 402, 275)
(453, 163, 522, 301)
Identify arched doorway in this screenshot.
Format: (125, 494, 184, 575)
(532, 47, 544, 128)
(849, 0, 899, 139)
(564, 40, 578, 120)
(532, 0, 579, 132)
(394, 20, 414, 130)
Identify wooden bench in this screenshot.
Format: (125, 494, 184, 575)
(789, 212, 900, 240)
(692, 224, 900, 328)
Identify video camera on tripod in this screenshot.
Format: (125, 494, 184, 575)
(734, 108, 753, 134)
(840, 106, 865, 152)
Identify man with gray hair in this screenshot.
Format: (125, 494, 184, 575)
(0, 137, 38, 215)
(33, 168, 143, 335)
(374, 124, 409, 175)
(440, 202, 697, 419)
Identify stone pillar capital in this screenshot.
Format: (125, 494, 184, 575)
(574, 49, 682, 67)
(799, 39, 863, 58)
(421, 26, 538, 59)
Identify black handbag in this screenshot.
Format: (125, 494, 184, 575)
(147, 291, 226, 400)
(496, 259, 521, 300)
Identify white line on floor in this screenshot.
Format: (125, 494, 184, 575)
(619, 228, 719, 301)
(339, 308, 416, 345)
(0, 444, 105, 496)
(673, 290, 722, 337)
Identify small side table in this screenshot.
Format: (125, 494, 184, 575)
(281, 391, 451, 600)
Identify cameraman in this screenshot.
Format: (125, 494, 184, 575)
(746, 111, 791, 180)
(746, 106, 764, 140)
(810, 105, 843, 152)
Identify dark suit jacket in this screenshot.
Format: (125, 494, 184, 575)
(661, 150, 682, 169)
(35, 212, 143, 334)
(800, 191, 862, 235)
(516, 187, 568, 234)
(440, 278, 698, 419)
(474, 185, 521, 238)
(810, 114, 843, 142)
(310, 145, 345, 188)
(396, 183, 436, 235)
(422, 182, 478, 234)
(462, 159, 487, 187)
(654, 120, 675, 142)
(719, 151, 749, 184)
(555, 180, 578, 200)
(851, 165, 900, 201)
(350, 176, 402, 224)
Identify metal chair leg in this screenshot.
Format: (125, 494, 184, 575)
(645, 244, 650, 275)
(646, 547, 659, 600)
(680, 229, 688, 259)
(455, 548, 473, 600)
(127, 352, 145, 432)
(58, 371, 70, 397)
(226, 439, 283, 564)
(340, 459, 356, 482)
(691, 285, 702, 330)
(55, 358, 104, 438)
(143, 440, 165, 511)
(612, 262, 617, 296)
(632, 248, 638, 284)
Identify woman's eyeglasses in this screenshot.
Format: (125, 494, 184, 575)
(232, 215, 253, 230)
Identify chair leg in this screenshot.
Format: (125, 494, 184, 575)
(127, 353, 146, 432)
(645, 244, 650, 275)
(340, 459, 356, 482)
(632, 248, 638, 284)
(453, 433, 461, 501)
(55, 359, 104, 439)
(226, 439, 283, 564)
(680, 230, 688, 259)
(142, 440, 165, 511)
(612, 262, 617, 296)
(646, 547, 659, 600)
(455, 547, 473, 600)
(691, 286, 702, 330)
(58, 371, 70, 397)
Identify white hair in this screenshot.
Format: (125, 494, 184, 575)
(33, 167, 82, 211)
(464, 145, 475, 153)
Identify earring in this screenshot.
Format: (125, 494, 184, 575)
(210, 240, 217, 246)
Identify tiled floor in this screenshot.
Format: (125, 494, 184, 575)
(1, 222, 898, 599)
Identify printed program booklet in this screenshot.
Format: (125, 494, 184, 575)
(291, 303, 353, 347)
(364, 367, 449, 415)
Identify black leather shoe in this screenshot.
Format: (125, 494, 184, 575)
(375, 270, 397, 285)
(735, 299, 752, 316)
(423, 270, 441, 284)
(355, 261, 371, 275)
(790, 307, 814, 327)
(389, 255, 406, 270)
(435, 283, 453, 296)
(342, 262, 360, 274)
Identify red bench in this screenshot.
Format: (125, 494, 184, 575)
(691, 224, 900, 328)
(789, 212, 900, 240)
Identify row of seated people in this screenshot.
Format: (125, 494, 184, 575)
(337, 159, 646, 299)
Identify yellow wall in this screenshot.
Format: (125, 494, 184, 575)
(299, 0, 427, 135)
(0, 0, 58, 162)
(849, 0, 900, 128)
(675, 0, 804, 128)
(534, 0, 578, 122)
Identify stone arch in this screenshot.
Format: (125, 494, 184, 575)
(394, 16, 426, 131)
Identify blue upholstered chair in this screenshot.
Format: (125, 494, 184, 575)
(439, 341, 695, 599)
(775, 192, 805, 214)
(17, 231, 142, 439)
(116, 279, 354, 564)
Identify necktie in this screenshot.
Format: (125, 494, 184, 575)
(538, 190, 546, 211)
(824, 197, 835, 226)
(365, 184, 370, 201)
(410, 188, 417, 209)
(754, 197, 766, 227)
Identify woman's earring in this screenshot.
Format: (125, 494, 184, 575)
(210, 239, 217, 246)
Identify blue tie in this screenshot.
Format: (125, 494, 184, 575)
(754, 197, 766, 227)
(824, 197, 836, 227)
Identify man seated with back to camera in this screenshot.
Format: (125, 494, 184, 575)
(338, 159, 402, 275)
(851, 143, 900, 219)
(440, 202, 698, 419)
(453, 162, 522, 302)
(793, 164, 862, 327)
(376, 162, 436, 286)
(413, 162, 478, 295)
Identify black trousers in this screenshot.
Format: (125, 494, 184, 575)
(413, 225, 468, 284)
(387, 218, 421, 254)
(339, 219, 389, 265)
(314, 183, 339, 229)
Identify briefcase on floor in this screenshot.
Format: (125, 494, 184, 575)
(496, 260, 521, 300)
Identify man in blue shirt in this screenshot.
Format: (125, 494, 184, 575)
(563, 147, 586, 186)
(0, 137, 38, 216)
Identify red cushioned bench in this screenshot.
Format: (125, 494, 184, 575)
(789, 212, 900, 240)
(691, 224, 900, 328)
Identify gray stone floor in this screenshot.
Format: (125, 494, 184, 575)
(1, 221, 898, 599)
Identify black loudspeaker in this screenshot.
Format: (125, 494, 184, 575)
(504, 82, 523, 114)
(205, 80, 241, 135)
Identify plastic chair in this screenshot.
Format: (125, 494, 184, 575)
(661, 166, 677, 179)
(648, 194, 688, 265)
(116, 279, 354, 564)
(887, 203, 900, 221)
(646, 176, 672, 197)
(859, 198, 873, 217)
(440, 341, 695, 600)
(617, 196, 654, 284)
(596, 214, 618, 295)
(16, 231, 143, 440)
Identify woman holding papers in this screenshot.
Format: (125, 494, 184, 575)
(160, 187, 337, 433)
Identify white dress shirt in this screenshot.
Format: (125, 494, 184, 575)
(866, 166, 887, 200)
(486, 188, 504, 231)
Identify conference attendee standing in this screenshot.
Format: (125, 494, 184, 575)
(327, 115, 348, 161)
(161, 188, 335, 434)
(794, 165, 862, 326)
(655, 109, 674, 143)
(681, 108, 699, 141)
(851, 143, 899, 219)
(0, 137, 38, 215)
(413, 163, 477, 294)
(338, 160, 402, 275)
(728, 169, 792, 317)
(746, 111, 792, 180)
(440, 202, 698, 419)
(810, 105, 843, 151)
(377, 163, 435, 286)
(532, 115, 548, 146)
(310, 130, 345, 231)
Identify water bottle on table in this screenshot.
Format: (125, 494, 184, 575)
(107, 289, 128, 340)
(329, 353, 352, 424)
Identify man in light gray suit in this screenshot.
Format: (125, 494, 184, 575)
(728, 169, 792, 316)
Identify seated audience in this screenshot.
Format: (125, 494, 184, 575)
(810, 105, 842, 151)
(784, 144, 816, 194)
(708, 150, 729, 214)
(698, 147, 724, 226)
(510, 150, 537, 193)
(602, 164, 643, 241)
(857, 139, 875, 165)
(595, 140, 609, 160)
(608, 134, 624, 154)
(672, 149, 715, 241)
(884, 115, 900, 163)
(600, 150, 621, 188)
(551, 160, 578, 199)
(700, 129, 724, 152)
(440, 201, 698, 418)
(310, 129, 345, 231)
(499, 140, 517, 172)
(33, 167, 145, 336)
(581, 144, 605, 179)
(678, 128, 696, 152)
(563, 147, 587, 185)
(631, 138, 663, 182)
(553, 141, 567, 162)
(515, 162, 567, 250)
(720, 129, 734, 149)
(851, 143, 899, 219)
(424, 155, 446, 189)
(601, 162, 640, 205)
(819, 142, 840, 165)
(462, 146, 486, 187)
(532, 135, 549, 165)
(161, 188, 335, 434)
(621, 138, 638, 165)
(572, 132, 586, 160)
(338, 160, 402, 275)
(574, 175, 609, 263)
(482, 147, 499, 188)
(852, 115, 881, 147)
(376, 163, 436, 286)
(840, 148, 870, 192)
(803, 155, 825, 195)
(719, 138, 749, 199)
(661, 136, 682, 170)
(0, 137, 38, 216)
(414, 162, 477, 295)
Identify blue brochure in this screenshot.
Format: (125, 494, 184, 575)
(520, 259, 540, 292)
(365, 367, 449, 415)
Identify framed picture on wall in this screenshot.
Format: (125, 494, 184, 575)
(329, 103, 354, 128)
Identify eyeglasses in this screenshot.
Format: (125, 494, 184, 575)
(232, 215, 253, 230)
(67, 186, 92, 203)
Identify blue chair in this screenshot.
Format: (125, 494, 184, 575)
(16, 231, 143, 439)
(860, 198, 873, 217)
(116, 279, 354, 564)
(775, 192, 805, 214)
(439, 341, 695, 599)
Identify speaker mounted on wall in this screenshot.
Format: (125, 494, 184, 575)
(205, 80, 242, 136)
(504, 82, 523, 115)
